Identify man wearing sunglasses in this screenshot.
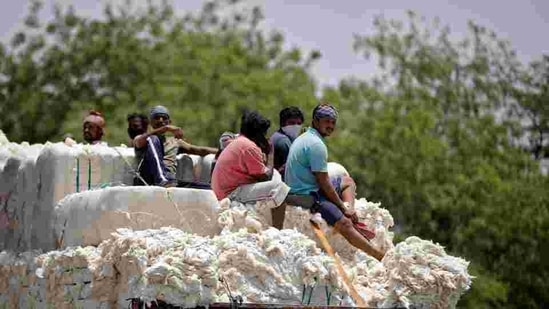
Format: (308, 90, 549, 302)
(133, 105, 217, 187)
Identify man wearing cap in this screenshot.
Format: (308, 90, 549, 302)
(285, 103, 384, 260)
(133, 105, 218, 187)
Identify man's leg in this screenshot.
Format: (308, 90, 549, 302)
(228, 178, 290, 229)
(139, 136, 173, 186)
(271, 203, 287, 229)
(315, 200, 384, 261)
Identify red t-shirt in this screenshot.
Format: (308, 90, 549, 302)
(211, 135, 267, 200)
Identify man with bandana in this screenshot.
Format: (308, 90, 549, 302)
(132, 105, 218, 187)
(285, 103, 384, 260)
(269, 106, 304, 179)
(64, 110, 107, 146)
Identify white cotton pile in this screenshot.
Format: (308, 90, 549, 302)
(103, 227, 350, 307)
(0, 249, 44, 308)
(0, 228, 472, 308)
(214, 228, 349, 305)
(352, 236, 472, 309)
(0, 130, 8, 145)
(219, 197, 395, 263)
(0, 227, 359, 308)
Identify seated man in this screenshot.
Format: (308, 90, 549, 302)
(285, 103, 384, 260)
(270, 106, 304, 178)
(211, 111, 289, 229)
(127, 113, 149, 147)
(64, 110, 107, 146)
(133, 105, 218, 188)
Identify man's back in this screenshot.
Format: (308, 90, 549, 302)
(211, 135, 267, 200)
(270, 130, 292, 171)
(285, 127, 328, 195)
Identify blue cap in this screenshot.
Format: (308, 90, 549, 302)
(150, 105, 170, 118)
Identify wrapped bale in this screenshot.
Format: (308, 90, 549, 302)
(0, 144, 44, 252)
(33, 143, 135, 251)
(54, 187, 221, 249)
(176, 154, 215, 183)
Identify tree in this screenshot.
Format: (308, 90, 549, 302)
(322, 11, 549, 308)
(0, 0, 321, 145)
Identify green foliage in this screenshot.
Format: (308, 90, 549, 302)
(0, 0, 319, 145)
(325, 11, 548, 308)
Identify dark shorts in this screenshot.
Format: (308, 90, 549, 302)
(313, 199, 344, 226)
(311, 175, 345, 226)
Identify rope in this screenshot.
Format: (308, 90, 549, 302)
(112, 147, 149, 186)
(88, 159, 92, 190)
(76, 157, 80, 193)
(310, 221, 365, 307)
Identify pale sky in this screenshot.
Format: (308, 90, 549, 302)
(1, 0, 548, 88)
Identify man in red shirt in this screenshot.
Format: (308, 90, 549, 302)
(211, 111, 289, 229)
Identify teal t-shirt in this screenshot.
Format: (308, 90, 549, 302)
(284, 127, 328, 194)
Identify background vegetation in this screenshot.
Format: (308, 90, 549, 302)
(0, 1, 547, 307)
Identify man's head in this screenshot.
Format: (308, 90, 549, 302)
(279, 106, 304, 140)
(311, 103, 338, 137)
(240, 110, 271, 154)
(127, 113, 149, 139)
(149, 105, 171, 129)
(218, 131, 236, 151)
(279, 106, 304, 127)
(83, 110, 105, 144)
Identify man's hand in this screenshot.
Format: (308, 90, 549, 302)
(170, 126, 184, 139)
(159, 125, 183, 138)
(343, 208, 359, 223)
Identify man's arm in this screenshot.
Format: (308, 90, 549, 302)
(314, 171, 358, 222)
(177, 139, 218, 156)
(251, 166, 274, 182)
(133, 125, 182, 149)
(242, 147, 273, 182)
(314, 172, 345, 210)
(273, 137, 291, 172)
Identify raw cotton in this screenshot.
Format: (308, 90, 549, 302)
(218, 197, 395, 263)
(352, 236, 472, 308)
(108, 227, 352, 307)
(0, 229, 472, 308)
(0, 227, 355, 308)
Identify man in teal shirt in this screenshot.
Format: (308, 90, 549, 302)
(285, 103, 384, 261)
